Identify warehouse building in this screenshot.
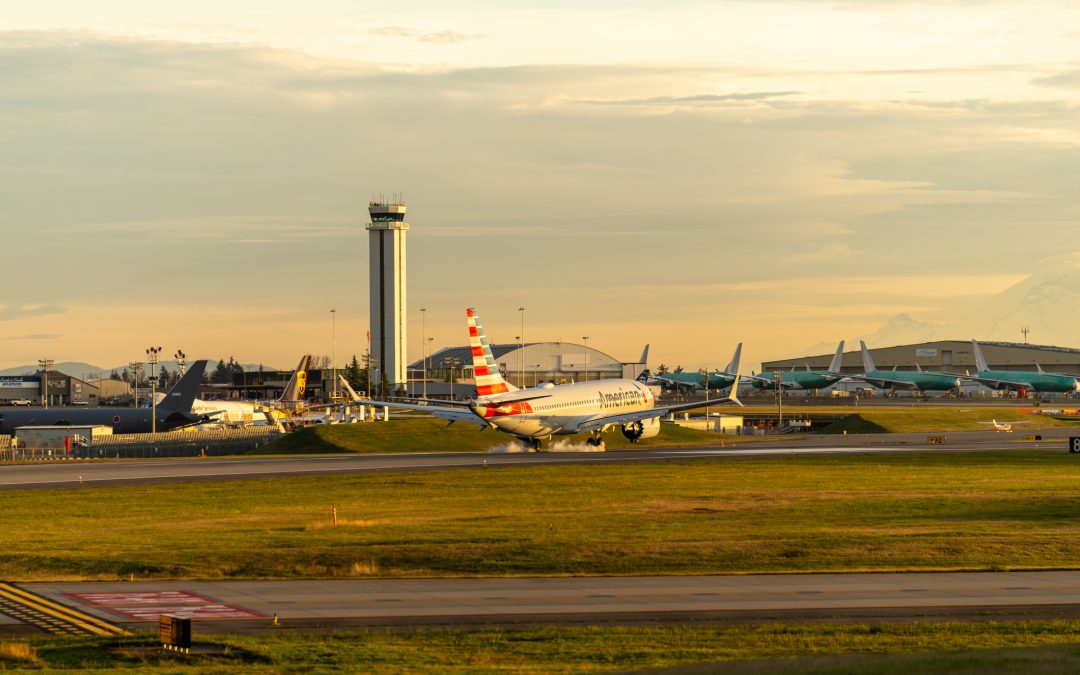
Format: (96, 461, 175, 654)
(0, 371, 99, 406)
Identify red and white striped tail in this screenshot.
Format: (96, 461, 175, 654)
(467, 307, 518, 398)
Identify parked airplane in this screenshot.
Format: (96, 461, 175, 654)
(978, 419, 1029, 432)
(748, 341, 847, 391)
(369, 308, 741, 450)
(849, 341, 961, 392)
(967, 340, 1080, 395)
(154, 355, 311, 426)
(639, 344, 742, 392)
(0, 361, 208, 434)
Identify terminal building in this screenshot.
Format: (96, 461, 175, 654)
(407, 341, 649, 398)
(762, 340, 1080, 394)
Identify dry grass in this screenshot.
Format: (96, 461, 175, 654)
(0, 641, 40, 665)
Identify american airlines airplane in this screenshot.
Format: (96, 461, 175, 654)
(369, 308, 741, 450)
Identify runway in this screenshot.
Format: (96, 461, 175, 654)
(4, 571, 1078, 634)
(0, 431, 1071, 491)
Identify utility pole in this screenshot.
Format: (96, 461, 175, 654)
(331, 308, 337, 402)
(583, 336, 590, 382)
(773, 370, 783, 432)
(146, 347, 161, 433)
(519, 306, 525, 388)
(420, 308, 427, 399)
(128, 361, 143, 410)
(38, 359, 54, 407)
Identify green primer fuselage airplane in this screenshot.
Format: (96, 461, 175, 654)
(750, 341, 847, 391)
(641, 343, 741, 391)
(851, 341, 961, 392)
(967, 340, 1080, 394)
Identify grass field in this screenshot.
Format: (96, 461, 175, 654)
(1, 451, 1077, 580)
(815, 407, 1079, 434)
(253, 417, 744, 455)
(2, 622, 1080, 672)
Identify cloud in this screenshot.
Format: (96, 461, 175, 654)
(0, 305, 66, 321)
(1, 333, 63, 341)
(580, 91, 801, 106)
(418, 30, 487, 45)
(1033, 69, 1080, 89)
(369, 26, 413, 38)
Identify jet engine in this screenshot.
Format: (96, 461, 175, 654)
(622, 416, 660, 441)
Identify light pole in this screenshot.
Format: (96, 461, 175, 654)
(426, 337, 434, 399)
(773, 369, 783, 431)
(146, 347, 161, 433)
(420, 308, 426, 399)
(445, 356, 461, 400)
(518, 306, 525, 388)
(128, 361, 143, 409)
(174, 350, 186, 377)
(582, 336, 590, 382)
(330, 308, 337, 402)
(38, 359, 54, 407)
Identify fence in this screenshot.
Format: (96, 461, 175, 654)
(0, 428, 284, 461)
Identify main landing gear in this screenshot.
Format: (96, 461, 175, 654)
(586, 435, 606, 450)
(519, 437, 542, 452)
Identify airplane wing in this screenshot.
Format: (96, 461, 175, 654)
(575, 386, 742, 435)
(650, 374, 704, 390)
(366, 399, 491, 427)
(846, 374, 920, 390)
(744, 373, 802, 390)
(965, 375, 1036, 390)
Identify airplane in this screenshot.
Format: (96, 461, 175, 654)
(369, 308, 742, 450)
(0, 361, 209, 434)
(154, 355, 311, 426)
(966, 340, 1080, 396)
(848, 341, 962, 392)
(977, 419, 1029, 432)
(748, 341, 847, 391)
(638, 344, 742, 392)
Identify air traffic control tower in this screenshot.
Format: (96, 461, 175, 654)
(367, 200, 409, 391)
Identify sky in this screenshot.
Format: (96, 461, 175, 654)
(3, 1, 1080, 372)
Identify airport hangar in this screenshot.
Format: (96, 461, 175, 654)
(0, 371, 105, 406)
(763, 340, 1080, 394)
(406, 341, 648, 398)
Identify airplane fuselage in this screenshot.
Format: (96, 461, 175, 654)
(975, 370, 1080, 394)
(653, 372, 734, 391)
(475, 378, 656, 438)
(0, 407, 199, 435)
(752, 372, 844, 390)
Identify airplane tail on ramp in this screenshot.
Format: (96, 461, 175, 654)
(158, 360, 208, 413)
(859, 340, 877, 372)
(828, 340, 845, 373)
(279, 355, 311, 405)
(971, 340, 989, 373)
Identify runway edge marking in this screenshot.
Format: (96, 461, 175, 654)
(0, 583, 129, 636)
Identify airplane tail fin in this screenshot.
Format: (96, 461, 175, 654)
(639, 344, 650, 365)
(279, 355, 311, 404)
(724, 343, 743, 375)
(860, 340, 876, 372)
(339, 375, 362, 402)
(158, 359, 208, 413)
(467, 307, 518, 397)
(636, 368, 651, 384)
(971, 340, 989, 373)
(828, 341, 845, 373)
(1036, 363, 1044, 374)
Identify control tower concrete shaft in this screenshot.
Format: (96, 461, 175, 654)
(367, 200, 409, 391)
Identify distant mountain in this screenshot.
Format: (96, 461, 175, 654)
(0, 362, 107, 379)
(791, 252, 1080, 360)
(973, 252, 1080, 346)
(0, 360, 281, 381)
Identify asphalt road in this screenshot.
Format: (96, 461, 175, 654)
(0, 430, 1073, 491)
(7, 571, 1079, 633)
